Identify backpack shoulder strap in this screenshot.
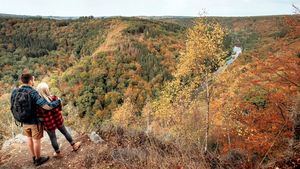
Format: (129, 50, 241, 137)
(14, 120, 23, 127)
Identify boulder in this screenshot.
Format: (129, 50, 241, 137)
(14, 134, 27, 143)
(1, 134, 27, 150)
(89, 131, 104, 144)
(2, 140, 14, 150)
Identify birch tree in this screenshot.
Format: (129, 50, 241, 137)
(176, 18, 227, 152)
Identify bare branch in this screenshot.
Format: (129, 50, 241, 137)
(293, 4, 300, 14)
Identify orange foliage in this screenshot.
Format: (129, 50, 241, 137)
(212, 40, 299, 159)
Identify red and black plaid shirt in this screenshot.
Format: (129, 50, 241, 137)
(36, 95, 64, 131)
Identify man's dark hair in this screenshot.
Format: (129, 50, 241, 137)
(21, 73, 33, 84)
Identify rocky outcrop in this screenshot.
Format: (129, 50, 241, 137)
(88, 131, 104, 144)
(1, 134, 26, 151)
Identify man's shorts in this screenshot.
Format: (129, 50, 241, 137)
(23, 124, 44, 140)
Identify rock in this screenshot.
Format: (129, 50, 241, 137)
(1, 134, 27, 150)
(89, 131, 104, 144)
(2, 139, 14, 150)
(14, 134, 27, 143)
(162, 133, 173, 142)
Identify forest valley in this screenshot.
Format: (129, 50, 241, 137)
(0, 13, 299, 168)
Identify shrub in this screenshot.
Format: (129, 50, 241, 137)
(272, 28, 288, 39)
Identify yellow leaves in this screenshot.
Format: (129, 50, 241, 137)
(143, 18, 228, 143)
(112, 98, 137, 127)
(176, 18, 227, 79)
(95, 110, 106, 118)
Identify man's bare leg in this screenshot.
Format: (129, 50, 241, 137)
(26, 137, 35, 157)
(32, 138, 49, 166)
(32, 139, 41, 158)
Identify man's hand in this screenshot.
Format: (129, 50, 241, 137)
(41, 104, 53, 110)
(57, 97, 62, 103)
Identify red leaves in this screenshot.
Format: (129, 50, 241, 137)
(211, 26, 299, 159)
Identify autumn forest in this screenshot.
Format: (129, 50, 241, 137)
(0, 12, 299, 168)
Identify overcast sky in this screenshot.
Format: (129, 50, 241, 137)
(0, 0, 299, 17)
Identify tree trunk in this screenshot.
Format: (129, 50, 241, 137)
(204, 71, 210, 153)
(227, 126, 231, 149)
(146, 108, 151, 134)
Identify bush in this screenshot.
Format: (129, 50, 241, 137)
(56, 21, 69, 27)
(222, 149, 248, 168)
(244, 86, 268, 109)
(272, 28, 288, 39)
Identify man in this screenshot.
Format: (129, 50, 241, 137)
(10, 73, 61, 166)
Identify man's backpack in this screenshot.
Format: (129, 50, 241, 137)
(11, 89, 34, 123)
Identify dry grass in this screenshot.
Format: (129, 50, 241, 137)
(95, 124, 208, 168)
(92, 20, 128, 56)
(0, 94, 22, 146)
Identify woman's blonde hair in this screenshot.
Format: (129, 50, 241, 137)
(37, 82, 51, 102)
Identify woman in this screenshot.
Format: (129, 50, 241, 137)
(36, 82, 81, 158)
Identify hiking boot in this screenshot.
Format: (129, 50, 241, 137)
(53, 152, 63, 158)
(32, 156, 36, 164)
(35, 156, 50, 166)
(72, 141, 81, 151)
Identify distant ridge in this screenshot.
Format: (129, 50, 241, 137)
(0, 13, 292, 20)
(0, 13, 78, 20)
(136, 16, 194, 19)
(0, 13, 195, 20)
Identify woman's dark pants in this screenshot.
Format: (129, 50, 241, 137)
(46, 125, 74, 153)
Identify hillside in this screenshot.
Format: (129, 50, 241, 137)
(0, 15, 299, 168)
(0, 126, 210, 169)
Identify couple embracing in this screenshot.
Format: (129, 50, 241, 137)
(10, 73, 81, 166)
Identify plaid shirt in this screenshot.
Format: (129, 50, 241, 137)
(10, 85, 61, 124)
(36, 95, 64, 131)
